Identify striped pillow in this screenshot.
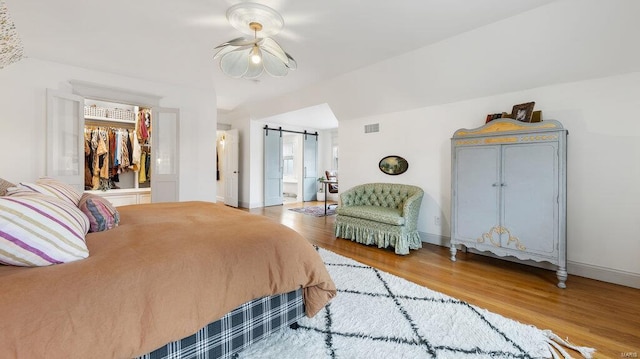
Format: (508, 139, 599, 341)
(6, 177, 82, 206)
(0, 194, 90, 267)
(78, 193, 120, 232)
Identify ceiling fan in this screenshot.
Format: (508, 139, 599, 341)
(213, 2, 297, 79)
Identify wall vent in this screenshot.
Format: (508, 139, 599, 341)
(364, 123, 379, 133)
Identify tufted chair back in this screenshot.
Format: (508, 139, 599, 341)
(340, 183, 423, 210)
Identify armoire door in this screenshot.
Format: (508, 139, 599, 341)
(151, 107, 180, 203)
(263, 128, 283, 207)
(453, 145, 501, 243)
(501, 142, 558, 255)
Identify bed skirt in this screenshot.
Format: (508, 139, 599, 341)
(138, 288, 304, 359)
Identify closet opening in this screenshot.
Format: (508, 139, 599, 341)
(47, 81, 179, 205)
(82, 98, 152, 206)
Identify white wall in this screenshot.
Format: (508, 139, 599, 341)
(340, 72, 640, 287)
(0, 58, 218, 202)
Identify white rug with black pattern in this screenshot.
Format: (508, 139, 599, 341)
(237, 248, 594, 359)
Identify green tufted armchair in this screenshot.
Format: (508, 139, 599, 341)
(335, 183, 424, 255)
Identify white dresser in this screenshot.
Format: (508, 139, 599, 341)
(450, 119, 568, 288)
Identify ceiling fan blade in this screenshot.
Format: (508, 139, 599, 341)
(244, 59, 264, 79)
(285, 52, 297, 70)
(214, 37, 244, 49)
(213, 44, 251, 60)
(226, 38, 259, 47)
(214, 37, 257, 49)
(259, 38, 289, 64)
(262, 50, 288, 77)
(219, 48, 251, 78)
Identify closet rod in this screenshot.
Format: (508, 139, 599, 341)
(263, 125, 318, 137)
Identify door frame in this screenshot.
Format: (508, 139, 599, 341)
(223, 129, 239, 207)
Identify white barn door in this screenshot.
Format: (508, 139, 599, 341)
(302, 133, 318, 201)
(264, 127, 283, 207)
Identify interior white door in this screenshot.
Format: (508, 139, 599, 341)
(302, 133, 318, 201)
(45, 89, 85, 192)
(151, 107, 180, 203)
(223, 129, 239, 207)
(263, 128, 283, 206)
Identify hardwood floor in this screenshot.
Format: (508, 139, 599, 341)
(242, 201, 640, 359)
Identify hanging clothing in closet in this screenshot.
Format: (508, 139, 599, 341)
(137, 109, 151, 142)
(137, 108, 152, 185)
(84, 126, 141, 190)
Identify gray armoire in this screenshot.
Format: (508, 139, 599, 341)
(450, 119, 568, 288)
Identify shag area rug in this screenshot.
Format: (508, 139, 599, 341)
(289, 205, 337, 217)
(238, 248, 594, 359)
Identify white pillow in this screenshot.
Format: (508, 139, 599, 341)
(0, 194, 90, 266)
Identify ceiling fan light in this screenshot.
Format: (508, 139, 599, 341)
(214, 3, 295, 79)
(244, 59, 264, 79)
(250, 45, 262, 64)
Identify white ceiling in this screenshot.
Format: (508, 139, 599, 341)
(6, 0, 557, 112)
(261, 103, 338, 130)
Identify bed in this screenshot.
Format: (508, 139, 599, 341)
(0, 198, 336, 359)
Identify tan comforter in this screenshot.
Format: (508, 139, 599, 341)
(0, 201, 336, 358)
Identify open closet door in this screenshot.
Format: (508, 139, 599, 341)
(264, 127, 283, 207)
(223, 129, 239, 207)
(302, 133, 318, 201)
(151, 107, 179, 203)
(46, 89, 84, 192)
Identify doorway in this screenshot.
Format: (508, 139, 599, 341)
(216, 128, 239, 207)
(263, 126, 318, 207)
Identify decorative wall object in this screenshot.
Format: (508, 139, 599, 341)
(0, 0, 25, 69)
(378, 155, 409, 175)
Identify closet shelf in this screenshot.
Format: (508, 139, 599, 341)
(85, 188, 150, 195)
(85, 115, 135, 124)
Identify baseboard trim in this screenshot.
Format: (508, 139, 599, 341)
(567, 261, 640, 289)
(419, 232, 640, 289)
(421, 232, 449, 247)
